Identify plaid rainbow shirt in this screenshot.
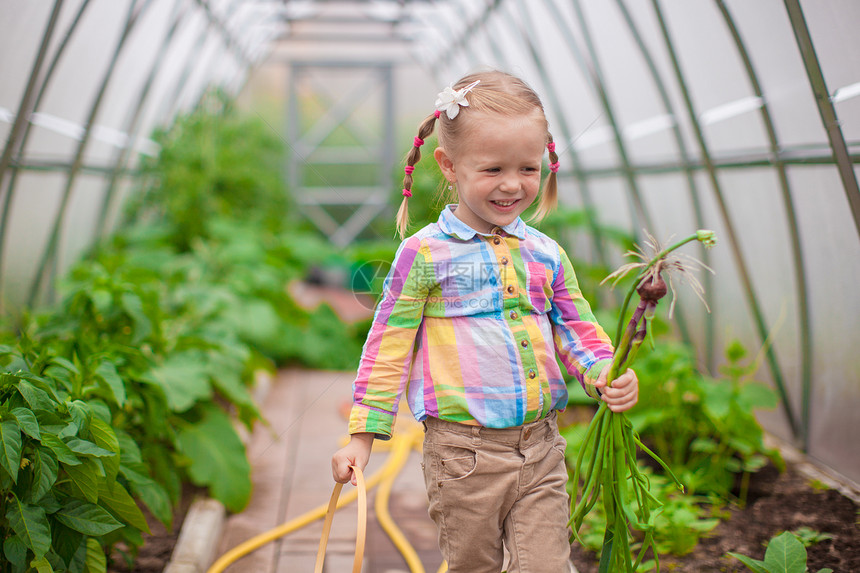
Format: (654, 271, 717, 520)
(349, 205, 614, 438)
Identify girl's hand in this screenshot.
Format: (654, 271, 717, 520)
(331, 433, 374, 485)
(594, 366, 639, 413)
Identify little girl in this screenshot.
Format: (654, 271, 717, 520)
(332, 70, 638, 573)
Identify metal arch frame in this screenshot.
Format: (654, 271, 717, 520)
(432, 0, 475, 74)
(783, 0, 860, 242)
(28, 0, 153, 307)
(480, 0, 615, 272)
(192, 0, 254, 67)
(0, 0, 68, 306)
(150, 4, 215, 128)
(0, 1, 66, 194)
(190, 0, 278, 109)
(427, 0, 504, 77)
(286, 61, 396, 247)
(559, 0, 704, 348)
(95, 0, 189, 241)
(155, 0, 255, 123)
(650, 0, 800, 441)
(0, 0, 270, 308)
(612, 0, 714, 369)
(130, 0, 257, 225)
(565, 0, 653, 237)
(714, 0, 813, 451)
(182, 0, 246, 112)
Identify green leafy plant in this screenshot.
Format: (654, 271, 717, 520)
(727, 531, 833, 573)
(0, 365, 149, 572)
(627, 338, 782, 502)
(790, 527, 833, 548)
(0, 92, 395, 570)
(130, 89, 293, 251)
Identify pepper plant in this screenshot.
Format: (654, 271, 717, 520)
(0, 351, 151, 573)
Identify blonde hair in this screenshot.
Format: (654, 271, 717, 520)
(396, 70, 559, 239)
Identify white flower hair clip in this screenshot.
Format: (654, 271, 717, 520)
(434, 79, 480, 119)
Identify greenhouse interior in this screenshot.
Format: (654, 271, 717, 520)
(1, 1, 859, 572)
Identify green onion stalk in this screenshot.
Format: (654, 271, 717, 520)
(569, 230, 717, 573)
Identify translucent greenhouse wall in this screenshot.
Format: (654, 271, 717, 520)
(405, 0, 860, 484)
(3, 0, 860, 486)
(0, 0, 265, 306)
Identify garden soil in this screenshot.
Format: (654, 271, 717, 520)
(108, 461, 858, 572)
(107, 484, 203, 573)
(571, 462, 860, 572)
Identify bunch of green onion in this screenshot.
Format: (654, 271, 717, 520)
(569, 230, 717, 572)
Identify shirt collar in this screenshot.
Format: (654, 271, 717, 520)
(437, 204, 527, 241)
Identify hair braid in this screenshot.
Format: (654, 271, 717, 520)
(396, 113, 438, 239)
(533, 133, 559, 222)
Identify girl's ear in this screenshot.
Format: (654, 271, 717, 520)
(434, 147, 455, 182)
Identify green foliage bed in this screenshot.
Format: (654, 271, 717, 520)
(0, 93, 377, 573)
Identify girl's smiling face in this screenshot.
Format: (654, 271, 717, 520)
(434, 111, 547, 234)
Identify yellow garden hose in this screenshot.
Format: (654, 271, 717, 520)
(374, 425, 425, 573)
(206, 423, 427, 573)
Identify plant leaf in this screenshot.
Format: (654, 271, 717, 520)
(30, 556, 54, 573)
(14, 379, 56, 410)
(122, 463, 172, 528)
(95, 361, 126, 407)
(51, 522, 85, 569)
(141, 354, 212, 412)
(12, 372, 62, 403)
(3, 535, 28, 569)
(88, 417, 120, 483)
(763, 531, 807, 573)
(55, 499, 124, 536)
(29, 448, 59, 503)
(5, 493, 52, 559)
(737, 382, 779, 411)
(727, 552, 770, 573)
(97, 480, 150, 533)
(11, 407, 41, 440)
(178, 404, 251, 512)
(65, 438, 116, 459)
(68, 400, 92, 437)
(63, 458, 101, 503)
(50, 356, 80, 375)
(84, 537, 107, 573)
(40, 434, 82, 466)
(121, 291, 153, 344)
(0, 420, 23, 483)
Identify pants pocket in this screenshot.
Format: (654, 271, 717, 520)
(436, 444, 477, 482)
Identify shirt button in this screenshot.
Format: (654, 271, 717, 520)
(509, 310, 518, 319)
(501, 257, 508, 265)
(528, 369, 536, 379)
(506, 285, 514, 294)
(521, 340, 529, 348)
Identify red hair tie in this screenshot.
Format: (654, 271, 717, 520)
(434, 110, 441, 119)
(546, 142, 556, 153)
(402, 188, 413, 197)
(404, 165, 415, 175)
(414, 136, 425, 147)
(549, 162, 560, 173)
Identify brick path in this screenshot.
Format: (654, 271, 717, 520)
(214, 368, 443, 573)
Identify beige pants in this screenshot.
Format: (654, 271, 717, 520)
(421, 411, 573, 573)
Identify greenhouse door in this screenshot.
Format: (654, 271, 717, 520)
(287, 61, 395, 247)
